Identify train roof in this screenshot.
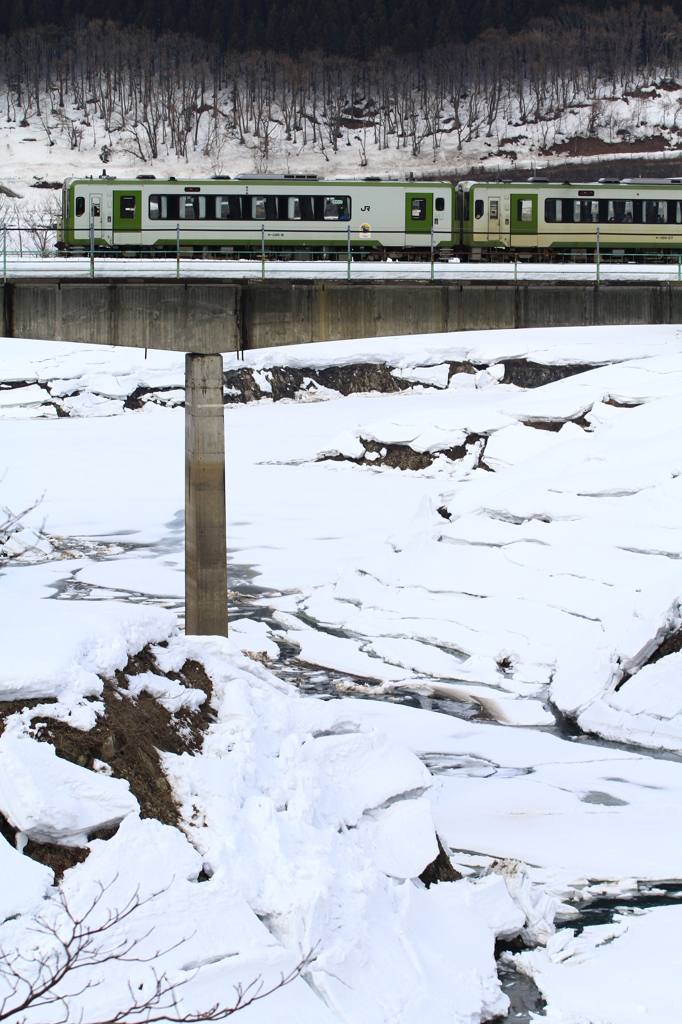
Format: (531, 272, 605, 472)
(63, 173, 451, 185)
(460, 177, 682, 188)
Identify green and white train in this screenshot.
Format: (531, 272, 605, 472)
(57, 173, 682, 255)
(58, 173, 452, 254)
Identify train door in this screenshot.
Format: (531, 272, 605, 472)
(113, 190, 142, 247)
(502, 194, 511, 246)
(90, 193, 103, 243)
(488, 196, 500, 242)
(510, 193, 538, 247)
(104, 191, 113, 245)
(405, 192, 433, 246)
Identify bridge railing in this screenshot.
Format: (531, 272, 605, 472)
(2, 245, 682, 282)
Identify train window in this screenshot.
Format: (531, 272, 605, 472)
(644, 200, 667, 224)
(573, 199, 598, 223)
(474, 199, 484, 219)
(178, 196, 205, 219)
(179, 196, 197, 219)
(149, 195, 168, 220)
(253, 196, 267, 219)
(75, 196, 85, 217)
(324, 196, 351, 220)
(435, 197, 445, 212)
(544, 199, 561, 223)
(91, 200, 101, 218)
(412, 198, 427, 220)
(675, 201, 682, 224)
(517, 199, 533, 222)
(288, 197, 301, 220)
(607, 200, 633, 224)
(490, 200, 499, 220)
(251, 196, 279, 219)
(119, 196, 135, 219)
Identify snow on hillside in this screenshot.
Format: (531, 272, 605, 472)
(2, 324, 682, 1022)
(4, 74, 682, 253)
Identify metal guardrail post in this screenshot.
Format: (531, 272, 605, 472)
(90, 217, 94, 280)
(3, 226, 5, 284)
(261, 224, 265, 280)
(678, 252, 680, 283)
(430, 226, 434, 282)
(347, 224, 351, 281)
(514, 253, 517, 282)
(176, 223, 180, 279)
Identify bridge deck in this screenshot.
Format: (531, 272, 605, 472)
(1, 277, 679, 354)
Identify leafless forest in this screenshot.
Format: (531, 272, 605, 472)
(3, 5, 682, 168)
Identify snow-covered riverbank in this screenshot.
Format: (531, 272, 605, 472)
(2, 324, 682, 1022)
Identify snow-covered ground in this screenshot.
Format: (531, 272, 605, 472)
(2, 324, 682, 1022)
(2, 79, 682, 200)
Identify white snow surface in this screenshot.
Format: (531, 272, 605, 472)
(513, 906, 682, 1023)
(0, 735, 138, 845)
(7, 254, 682, 283)
(4, 326, 682, 1020)
(0, 623, 515, 1024)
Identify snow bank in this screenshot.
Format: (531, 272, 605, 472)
(0, 835, 53, 920)
(0, 736, 138, 845)
(302, 353, 682, 751)
(0, 566, 175, 719)
(224, 323, 682, 373)
(156, 634, 512, 1023)
(0, 603, 518, 1023)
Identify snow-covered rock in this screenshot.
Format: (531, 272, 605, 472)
(0, 736, 139, 845)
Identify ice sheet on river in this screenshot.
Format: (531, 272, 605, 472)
(348, 699, 682, 881)
(513, 905, 682, 1024)
(302, 354, 682, 752)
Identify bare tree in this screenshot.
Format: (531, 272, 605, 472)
(23, 194, 60, 255)
(0, 7, 681, 182)
(0, 880, 311, 1023)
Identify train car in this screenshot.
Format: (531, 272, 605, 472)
(58, 174, 456, 255)
(459, 178, 682, 253)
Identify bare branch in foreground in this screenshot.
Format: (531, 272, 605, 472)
(0, 878, 313, 1023)
(0, 492, 48, 562)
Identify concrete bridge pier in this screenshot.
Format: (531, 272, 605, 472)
(184, 353, 228, 637)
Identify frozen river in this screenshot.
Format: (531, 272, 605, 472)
(2, 324, 682, 1023)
